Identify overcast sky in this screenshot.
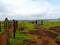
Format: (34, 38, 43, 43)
(0, 0, 60, 20)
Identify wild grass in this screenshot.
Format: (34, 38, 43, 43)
(18, 22, 35, 30)
(43, 21, 60, 28)
(0, 22, 5, 35)
(10, 30, 35, 45)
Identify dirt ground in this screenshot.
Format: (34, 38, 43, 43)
(0, 26, 14, 45)
(22, 24, 60, 45)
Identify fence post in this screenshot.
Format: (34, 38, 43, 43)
(13, 20, 16, 39)
(35, 20, 37, 24)
(0, 21, 1, 32)
(5, 18, 10, 45)
(41, 20, 43, 25)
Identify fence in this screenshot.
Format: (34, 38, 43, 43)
(0, 18, 43, 45)
(0, 18, 18, 45)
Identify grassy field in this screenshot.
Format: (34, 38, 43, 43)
(43, 21, 60, 28)
(18, 22, 35, 30)
(23, 22, 35, 30)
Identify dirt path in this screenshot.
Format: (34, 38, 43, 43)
(0, 26, 14, 45)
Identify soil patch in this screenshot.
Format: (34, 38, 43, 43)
(0, 26, 14, 45)
(50, 26, 60, 33)
(22, 40, 37, 45)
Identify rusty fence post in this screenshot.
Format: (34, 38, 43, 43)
(5, 18, 10, 45)
(41, 20, 43, 25)
(35, 20, 37, 24)
(13, 20, 17, 39)
(0, 21, 1, 32)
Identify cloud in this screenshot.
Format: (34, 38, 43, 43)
(0, 0, 60, 20)
(50, 6, 60, 18)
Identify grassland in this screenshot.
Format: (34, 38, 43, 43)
(23, 22, 35, 30)
(43, 21, 60, 28)
(18, 22, 35, 30)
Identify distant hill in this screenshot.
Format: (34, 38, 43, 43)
(1, 18, 60, 22)
(17, 18, 60, 22)
(43, 19, 60, 22)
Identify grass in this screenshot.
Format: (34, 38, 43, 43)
(18, 21, 60, 29)
(0, 22, 5, 35)
(43, 21, 60, 28)
(24, 22, 35, 30)
(19, 22, 35, 31)
(0, 28, 5, 35)
(10, 30, 35, 45)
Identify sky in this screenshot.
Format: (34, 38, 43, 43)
(0, 0, 60, 20)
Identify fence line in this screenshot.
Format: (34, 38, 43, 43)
(0, 18, 43, 45)
(5, 18, 10, 45)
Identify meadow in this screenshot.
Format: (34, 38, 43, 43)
(43, 21, 60, 28)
